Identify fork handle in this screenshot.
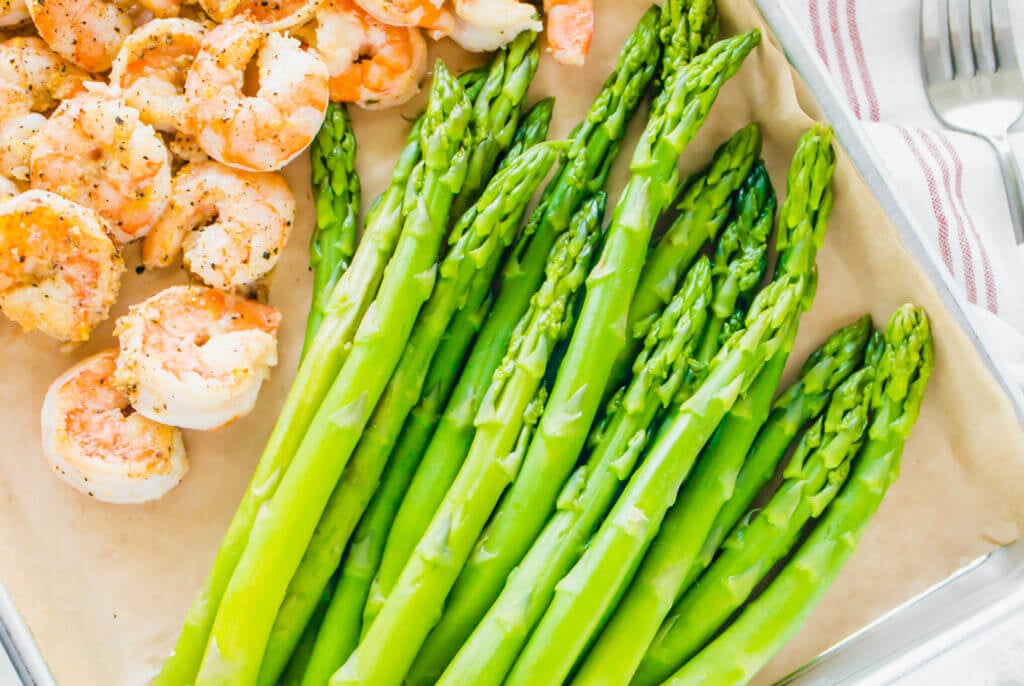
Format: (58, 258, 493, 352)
(987, 135, 1024, 245)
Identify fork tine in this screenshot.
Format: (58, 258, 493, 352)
(947, 0, 977, 78)
(922, 0, 954, 83)
(969, 0, 996, 73)
(990, 0, 1021, 72)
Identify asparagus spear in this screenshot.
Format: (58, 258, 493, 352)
(331, 195, 605, 686)
(574, 128, 837, 685)
(665, 306, 933, 686)
(634, 359, 878, 685)
(505, 124, 832, 686)
(623, 124, 762, 376)
(424, 258, 713, 686)
(367, 7, 663, 623)
(415, 163, 770, 681)
(305, 103, 359, 350)
(153, 77, 437, 686)
(659, 0, 719, 83)
(452, 31, 541, 219)
(192, 64, 474, 685)
(279, 576, 336, 686)
(444, 34, 761, 669)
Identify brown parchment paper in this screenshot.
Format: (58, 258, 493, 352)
(2, 1, 1024, 684)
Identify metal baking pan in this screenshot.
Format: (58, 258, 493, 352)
(2, 1, 1022, 683)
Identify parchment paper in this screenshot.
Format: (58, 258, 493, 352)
(2, 1, 1024, 684)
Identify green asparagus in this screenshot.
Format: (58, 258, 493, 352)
(575, 129, 836, 685)
(279, 576, 336, 686)
(425, 258, 714, 686)
(331, 196, 605, 686)
(192, 64, 473, 685)
(368, 6, 663, 623)
(665, 305, 933, 686)
(505, 123, 832, 686)
(451, 32, 540, 219)
(305, 103, 359, 350)
(634, 359, 878, 685)
(624, 124, 762, 368)
(445, 34, 762, 669)
(659, 0, 719, 83)
(153, 75, 434, 686)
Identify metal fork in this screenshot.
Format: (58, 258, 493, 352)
(921, 0, 1024, 244)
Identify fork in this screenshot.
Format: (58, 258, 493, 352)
(921, 0, 1024, 244)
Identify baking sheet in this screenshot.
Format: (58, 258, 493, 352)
(2, 1, 1024, 684)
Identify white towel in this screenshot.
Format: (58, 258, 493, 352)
(783, 0, 1024, 388)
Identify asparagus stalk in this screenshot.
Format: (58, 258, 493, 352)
(279, 576, 336, 686)
(505, 124, 832, 686)
(305, 103, 359, 350)
(153, 78, 437, 686)
(367, 7, 663, 623)
(426, 257, 713, 686)
(659, 0, 719, 84)
(665, 306, 933, 686)
(622, 124, 762, 377)
(452, 31, 541, 219)
(451, 34, 761, 678)
(192, 64, 474, 685)
(331, 196, 605, 686)
(634, 359, 878, 685)
(575, 129, 837, 685)
(416, 162, 770, 681)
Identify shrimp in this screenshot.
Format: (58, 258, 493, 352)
(0, 175, 18, 199)
(30, 83, 172, 243)
(109, 18, 206, 133)
(310, 0, 427, 109)
(199, 0, 321, 30)
(26, 0, 132, 72)
(0, 37, 88, 181)
(41, 349, 189, 504)
(0, 0, 28, 27)
(0, 190, 124, 342)
(543, 0, 593, 66)
(185, 19, 329, 172)
(113, 285, 281, 431)
(352, 0, 453, 33)
(451, 0, 540, 36)
(142, 160, 295, 290)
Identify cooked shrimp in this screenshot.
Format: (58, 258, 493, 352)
(0, 37, 88, 181)
(109, 19, 206, 133)
(26, 0, 132, 71)
(0, 0, 28, 27)
(353, 0, 453, 33)
(185, 19, 329, 172)
(30, 83, 172, 243)
(452, 0, 540, 36)
(544, 0, 593, 66)
(142, 160, 295, 290)
(0, 190, 123, 342)
(41, 349, 188, 504)
(309, 0, 427, 109)
(164, 130, 209, 166)
(446, 13, 532, 51)
(199, 0, 321, 30)
(113, 285, 281, 430)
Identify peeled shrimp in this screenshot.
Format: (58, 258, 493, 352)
(41, 349, 188, 504)
(0, 37, 88, 181)
(0, 175, 18, 199)
(185, 19, 329, 172)
(30, 83, 172, 243)
(310, 0, 427, 109)
(0, 0, 28, 27)
(544, 0, 593, 66)
(26, 0, 131, 71)
(352, 0, 453, 33)
(113, 285, 280, 430)
(0, 190, 123, 342)
(109, 19, 206, 133)
(142, 160, 295, 290)
(199, 0, 321, 30)
(451, 0, 540, 36)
